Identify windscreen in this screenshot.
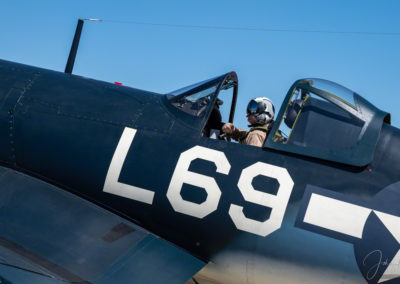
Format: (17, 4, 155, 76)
(167, 75, 225, 117)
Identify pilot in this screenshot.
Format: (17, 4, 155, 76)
(222, 97, 275, 147)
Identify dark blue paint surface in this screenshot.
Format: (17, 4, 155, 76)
(0, 59, 399, 282)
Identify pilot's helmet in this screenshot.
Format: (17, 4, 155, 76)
(246, 97, 275, 125)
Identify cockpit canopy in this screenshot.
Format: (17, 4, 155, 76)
(165, 74, 389, 167)
(264, 78, 390, 166)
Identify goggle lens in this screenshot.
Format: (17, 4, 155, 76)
(247, 100, 258, 115)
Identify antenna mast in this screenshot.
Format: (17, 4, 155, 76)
(64, 18, 102, 74)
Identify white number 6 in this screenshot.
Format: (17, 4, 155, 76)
(167, 146, 230, 219)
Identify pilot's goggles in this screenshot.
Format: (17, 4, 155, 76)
(246, 100, 259, 116)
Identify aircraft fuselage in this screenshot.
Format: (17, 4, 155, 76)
(0, 59, 399, 283)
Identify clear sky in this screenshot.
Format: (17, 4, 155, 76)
(1, 0, 399, 129)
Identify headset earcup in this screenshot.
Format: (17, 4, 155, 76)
(257, 113, 267, 124)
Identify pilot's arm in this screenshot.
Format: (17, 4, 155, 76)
(222, 123, 244, 139)
(222, 123, 266, 147)
(222, 123, 248, 143)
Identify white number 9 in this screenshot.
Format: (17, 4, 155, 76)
(229, 162, 294, 237)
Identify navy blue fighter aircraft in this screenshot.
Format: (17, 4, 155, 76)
(0, 58, 399, 284)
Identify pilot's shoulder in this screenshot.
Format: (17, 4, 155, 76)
(246, 130, 266, 147)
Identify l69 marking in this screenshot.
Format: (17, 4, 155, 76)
(104, 127, 294, 237)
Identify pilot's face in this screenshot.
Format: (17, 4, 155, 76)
(247, 114, 256, 125)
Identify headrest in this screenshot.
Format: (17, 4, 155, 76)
(284, 99, 304, 128)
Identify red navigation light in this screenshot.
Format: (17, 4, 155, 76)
(114, 82, 122, 85)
